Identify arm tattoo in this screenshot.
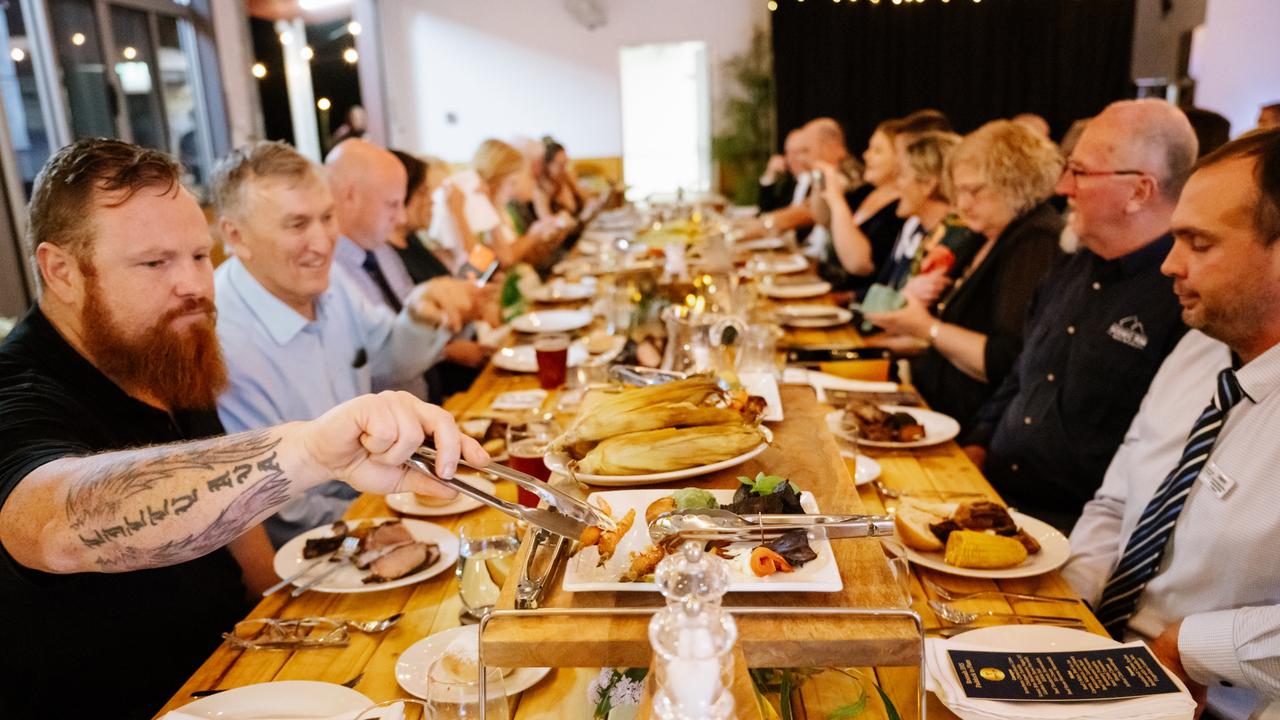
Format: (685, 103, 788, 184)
(64, 431, 294, 571)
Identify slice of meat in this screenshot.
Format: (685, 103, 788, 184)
(363, 542, 441, 583)
(363, 520, 415, 551)
(303, 522, 349, 559)
(354, 540, 416, 569)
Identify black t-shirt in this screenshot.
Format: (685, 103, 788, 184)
(0, 307, 249, 718)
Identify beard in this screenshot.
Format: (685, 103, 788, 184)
(80, 277, 228, 411)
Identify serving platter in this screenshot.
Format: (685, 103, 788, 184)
(825, 406, 960, 449)
(273, 518, 459, 594)
(543, 426, 773, 487)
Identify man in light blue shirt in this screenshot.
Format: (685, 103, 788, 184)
(211, 141, 483, 546)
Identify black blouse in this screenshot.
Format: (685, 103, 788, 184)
(818, 184, 905, 296)
(910, 201, 1064, 431)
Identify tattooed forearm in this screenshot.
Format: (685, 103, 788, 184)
(91, 452, 291, 570)
(65, 430, 280, 530)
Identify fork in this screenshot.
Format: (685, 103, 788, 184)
(928, 599, 1086, 627)
(873, 480, 987, 500)
(924, 577, 1078, 605)
(291, 536, 361, 597)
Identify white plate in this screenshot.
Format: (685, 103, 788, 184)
(754, 253, 809, 274)
(544, 426, 773, 487)
(564, 488, 843, 593)
(739, 371, 783, 422)
(273, 518, 459, 594)
(386, 473, 495, 517)
(396, 625, 551, 702)
(528, 280, 597, 303)
(825, 406, 961, 449)
(760, 279, 832, 299)
(172, 680, 373, 718)
(510, 309, 593, 334)
(775, 305, 853, 328)
(734, 236, 787, 252)
(945, 623, 1116, 652)
(900, 510, 1070, 579)
(492, 343, 588, 373)
(836, 451, 881, 486)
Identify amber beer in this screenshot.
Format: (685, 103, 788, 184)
(534, 333, 570, 389)
(509, 437, 553, 508)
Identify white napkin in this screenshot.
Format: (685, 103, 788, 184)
(162, 702, 403, 720)
(780, 367, 898, 394)
(925, 637, 1195, 720)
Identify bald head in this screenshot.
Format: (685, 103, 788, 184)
(1085, 99, 1199, 202)
(324, 138, 407, 249)
(804, 117, 848, 165)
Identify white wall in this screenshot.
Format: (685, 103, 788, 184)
(1194, 0, 1280, 136)
(377, 0, 767, 161)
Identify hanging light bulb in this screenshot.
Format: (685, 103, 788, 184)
(278, 31, 293, 46)
(317, 97, 331, 111)
(342, 47, 359, 64)
(251, 62, 267, 79)
(767, 0, 777, 8)
(347, 20, 362, 36)
(9, 47, 25, 62)
(122, 46, 137, 60)
(71, 32, 86, 46)
(300, 45, 314, 61)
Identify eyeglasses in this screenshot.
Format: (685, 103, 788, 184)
(952, 182, 988, 201)
(1060, 164, 1149, 183)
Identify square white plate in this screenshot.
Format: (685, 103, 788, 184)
(563, 488, 843, 593)
(738, 371, 784, 422)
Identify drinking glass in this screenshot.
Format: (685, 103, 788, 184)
(506, 420, 560, 508)
(427, 657, 510, 720)
(880, 538, 913, 608)
(734, 325, 783, 378)
(533, 333, 570, 389)
(456, 520, 519, 623)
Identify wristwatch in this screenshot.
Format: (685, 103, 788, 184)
(762, 215, 776, 231)
(928, 321, 943, 344)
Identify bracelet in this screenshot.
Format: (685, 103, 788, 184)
(928, 321, 942, 344)
(762, 215, 775, 231)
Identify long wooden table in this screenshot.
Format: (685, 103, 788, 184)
(155, 291, 1103, 720)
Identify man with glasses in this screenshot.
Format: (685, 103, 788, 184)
(962, 99, 1197, 530)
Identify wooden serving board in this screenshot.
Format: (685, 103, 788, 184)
(482, 385, 920, 669)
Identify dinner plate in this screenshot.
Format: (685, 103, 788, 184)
(396, 625, 551, 702)
(836, 451, 882, 486)
(733, 236, 787, 252)
(509, 309, 593, 334)
(752, 253, 809, 274)
(171, 680, 373, 718)
(738, 371, 784, 422)
(543, 426, 773, 487)
(273, 518, 459, 593)
(492, 343, 588, 373)
(527, 280, 597, 303)
(386, 473, 495, 517)
(900, 510, 1070, 579)
(563, 488, 842, 593)
(759, 279, 832, 299)
(944, 624, 1115, 653)
(775, 305, 853, 328)
(825, 406, 961, 449)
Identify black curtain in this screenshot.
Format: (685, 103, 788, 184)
(772, 0, 1135, 150)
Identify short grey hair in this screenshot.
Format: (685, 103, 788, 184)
(1097, 99, 1199, 201)
(210, 140, 318, 219)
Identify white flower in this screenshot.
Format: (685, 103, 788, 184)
(611, 675, 645, 707)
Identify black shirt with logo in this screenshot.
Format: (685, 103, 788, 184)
(966, 236, 1188, 529)
(0, 307, 249, 718)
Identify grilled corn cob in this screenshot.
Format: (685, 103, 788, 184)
(576, 424, 765, 475)
(943, 530, 1028, 569)
(560, 376, 727, 444)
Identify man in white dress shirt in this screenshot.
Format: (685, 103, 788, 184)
(1064, 127, 1280, 719)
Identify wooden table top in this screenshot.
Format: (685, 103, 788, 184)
(154, 280, 1103, 720)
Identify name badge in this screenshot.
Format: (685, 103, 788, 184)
(1107, 315, 1149, 350)
(1199, 460, 1236, 500)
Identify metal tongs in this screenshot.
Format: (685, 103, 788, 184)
(404, 447, 616, 541)
(648, 508, 895, 549)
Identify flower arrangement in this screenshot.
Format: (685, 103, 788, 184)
(588, 667, 648, 720)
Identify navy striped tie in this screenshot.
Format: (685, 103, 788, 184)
(1095, 368, 1246, 639)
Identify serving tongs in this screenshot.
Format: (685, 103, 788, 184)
(405, 447, 616, 541)
(649, 508, 895, 549)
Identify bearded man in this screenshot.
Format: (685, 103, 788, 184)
(0, 139, 483, 717)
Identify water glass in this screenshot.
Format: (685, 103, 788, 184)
(880, 538, 913, 608)
(734, 325, 783, 377)
(457, 520, 519, 623)
(427, 657, 510, 720)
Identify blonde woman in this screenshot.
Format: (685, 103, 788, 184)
(866, 120, 1064, 429)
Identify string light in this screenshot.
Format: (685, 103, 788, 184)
(278, 31, 293, 46)
(342, 47, 359, 64)
(347, 20, 362, 36)
(767, 0, 778, 8)
(251, 62, 267, 78)
(71, 32, 85, 46)
(9, 47, 25, 62)
(121, 46, 137, 60)
(317, 97, 331, 111)
(300, 45, 314, 61)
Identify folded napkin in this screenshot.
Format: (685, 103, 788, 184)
(163, 700, 403, 720)
(781, 367, 898, 394)
(925, 637, 1195, 720)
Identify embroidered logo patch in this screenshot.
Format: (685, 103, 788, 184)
(1107, 315, 1148, 349)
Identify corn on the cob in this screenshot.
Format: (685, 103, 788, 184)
(943, 530, 1028, 569)
(576, 424, 765, 475)
(561, 376, 727, 444)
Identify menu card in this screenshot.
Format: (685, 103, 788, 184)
(946, 645, 1181, 702)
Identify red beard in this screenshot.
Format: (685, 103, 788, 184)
(80, 278, 228, 411)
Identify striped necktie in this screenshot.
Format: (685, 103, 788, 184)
(1095, 368, 1246, 639)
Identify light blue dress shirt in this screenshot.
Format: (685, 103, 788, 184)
(214, 257, 448, 546)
